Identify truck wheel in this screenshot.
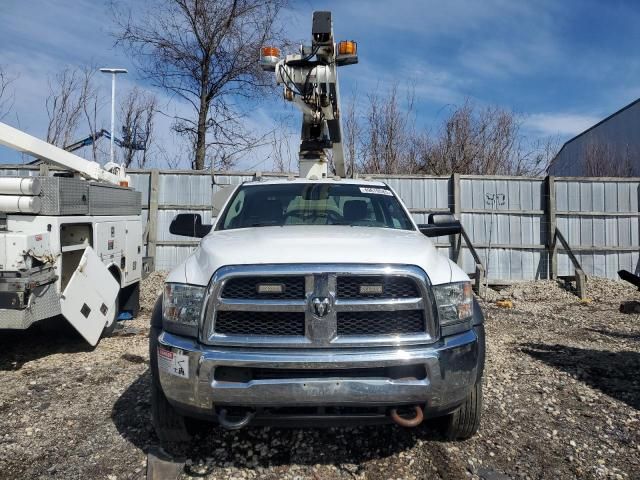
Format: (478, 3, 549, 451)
(150, 376, 191, 443)
(442, 382, 483, 441)
(149, 299, 191, 444)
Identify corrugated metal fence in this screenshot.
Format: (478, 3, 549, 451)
(2, 166, 639, 281)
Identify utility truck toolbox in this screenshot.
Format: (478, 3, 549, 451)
(150, 11, 484, 443)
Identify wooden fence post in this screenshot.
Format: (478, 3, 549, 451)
(147, 169, 160, 260)
(546, 175, 557, 279)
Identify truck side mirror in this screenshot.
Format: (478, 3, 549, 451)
(169, 213, 212, 238)
(417, 213, 462, 237)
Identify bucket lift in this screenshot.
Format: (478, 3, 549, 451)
(260, 11, 357, 179)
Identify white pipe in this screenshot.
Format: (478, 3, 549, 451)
(0, 195, 41, 213)
(0, 177, 41, 196)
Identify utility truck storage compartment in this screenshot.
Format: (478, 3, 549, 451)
(37, 177, 142, 216)
(60, 224, 92, 291)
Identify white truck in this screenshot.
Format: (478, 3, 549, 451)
(150, 11, 485, 442)
(0, 122, 145, 346)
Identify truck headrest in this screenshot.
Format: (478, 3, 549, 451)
(343, 200, 368, 221)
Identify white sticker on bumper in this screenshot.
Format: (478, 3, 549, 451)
(158, 347, 189, 379)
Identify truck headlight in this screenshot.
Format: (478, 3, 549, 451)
(162, 283, 206, 337)
(433, 281, 473, 326)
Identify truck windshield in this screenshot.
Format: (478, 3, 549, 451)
(218, 183, 414, 231)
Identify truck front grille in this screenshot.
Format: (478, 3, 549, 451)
(336, 311, 425, 335)
(222, 276, 305, 299)
(337, 276, 419, 298)
(215, 311, 305, 336)
(205, 265, 436, 348)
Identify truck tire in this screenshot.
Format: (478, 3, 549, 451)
(150, 377, 191, 444)
(149, 297, 191, 444)
(442, 381, 483, 440)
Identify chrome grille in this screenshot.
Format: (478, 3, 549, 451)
(337, 311, 425, 335)
(215, 311, 305, 336)
(337, 275, 419, 298)
(202, 264, 436, 348)
(222, 276, 305, 299)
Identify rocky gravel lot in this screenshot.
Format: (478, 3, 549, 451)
(1, 272, 639, 480)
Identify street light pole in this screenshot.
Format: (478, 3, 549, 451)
(99, 68, 127, 164)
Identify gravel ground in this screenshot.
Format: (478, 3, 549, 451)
(1, 272, 639, 480)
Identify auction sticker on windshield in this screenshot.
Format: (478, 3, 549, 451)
(158, 347, 189, 379)
(359, 187, 393, 196)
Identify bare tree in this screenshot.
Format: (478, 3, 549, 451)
(414, 101, 558, 176)
(0, 67, 17, 120)
(261, 88, 558, 177)
(269, 127, 293, 173)
(359, 84, 417, 174)
(156, 129, 192, 169)
(79, 68, 102, 162)
(583, 141, 634, 177)
(119, 87, 158, 167)
(45, 66, 103, 160)
(46, 68, 85, 147)
(343, 90, 361, 177)
(114, 0, 286, 170)
(509, 135, 560, 177)
(418, 101, 516, 175)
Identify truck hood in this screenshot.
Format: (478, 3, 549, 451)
(167, 226, 468, 286)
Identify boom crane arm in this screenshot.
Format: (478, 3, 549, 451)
(64, 128, 147, 153)
(0, 122, 129, 186)
(261, 11, 357, 179)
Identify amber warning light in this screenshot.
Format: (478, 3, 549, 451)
(260, 46, 280, 71)
(338, 41, 357, 56)
(336, 40, 358, 65)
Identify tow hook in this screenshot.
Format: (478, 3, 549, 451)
(390, 405, 424, 427)
(217, 408, 255, 430)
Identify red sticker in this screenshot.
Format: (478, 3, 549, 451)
(158, 347, 173, 359)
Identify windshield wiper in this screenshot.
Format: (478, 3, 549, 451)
(248, 221, 282, 227)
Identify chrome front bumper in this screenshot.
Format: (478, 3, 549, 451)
(157, 328, 481, 419)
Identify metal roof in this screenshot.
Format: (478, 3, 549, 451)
(549, 97, 640, 171)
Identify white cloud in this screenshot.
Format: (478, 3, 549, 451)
(523, 112, 602, 137)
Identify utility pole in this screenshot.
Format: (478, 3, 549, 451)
(99, 68, 127, 164)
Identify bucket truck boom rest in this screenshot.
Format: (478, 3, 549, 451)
(260, 11, 358, 179)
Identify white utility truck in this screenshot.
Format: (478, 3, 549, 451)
(150, 11, 485, 442)
(0, 122, 144, 346)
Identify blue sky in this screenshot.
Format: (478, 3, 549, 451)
(1, 0, 640, 169)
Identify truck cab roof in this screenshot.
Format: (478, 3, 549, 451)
(241, 177, 388, 188)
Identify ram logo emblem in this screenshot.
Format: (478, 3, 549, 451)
(312, 297, 331, 317)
